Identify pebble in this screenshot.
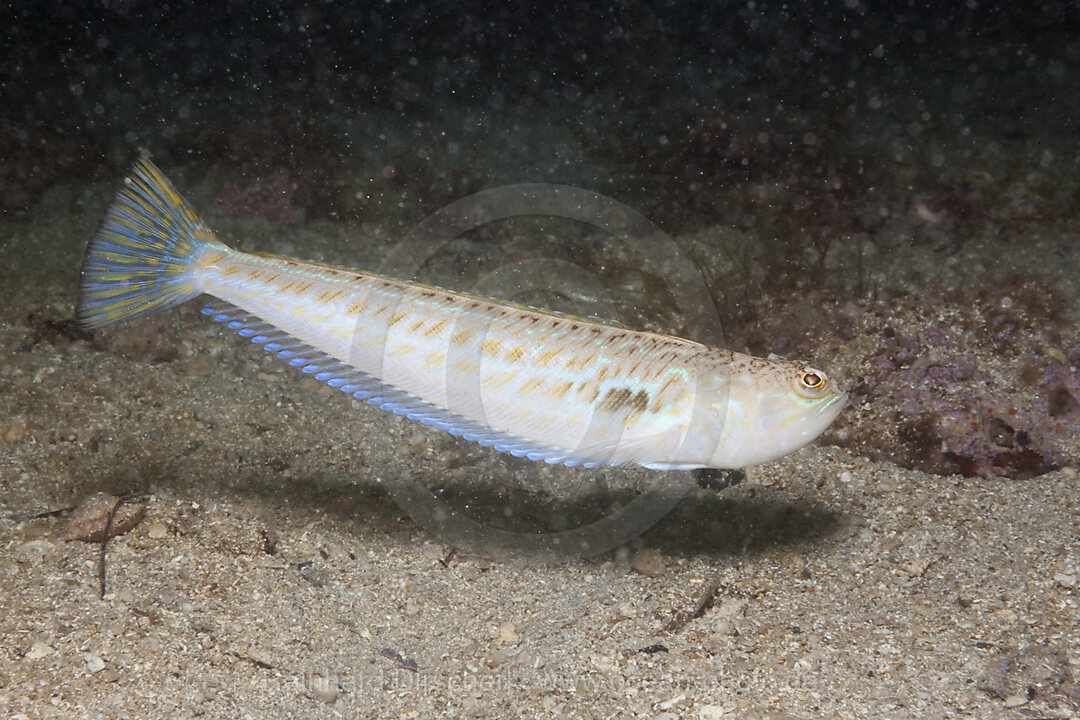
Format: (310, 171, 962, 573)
(631, 548, 667, 578)
(1003, 694, 1027, 708)
(714, 597, 749, 621)
(146, 521, 168, 539)
(85, 654, 106, 673)
(61, 494, 146, 542)
(3, 420, 27, 444)
(26, 642, 53, 660)
(1053, 572, 1077, 588)
(498, 621, 519, 644)
(300, 567, 329, 588)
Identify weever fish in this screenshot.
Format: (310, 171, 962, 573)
(78, 160, 847, 470)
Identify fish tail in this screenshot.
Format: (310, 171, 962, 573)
(78, 158, 219, 329)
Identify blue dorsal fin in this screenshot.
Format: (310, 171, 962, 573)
(199, 303, 615, 469)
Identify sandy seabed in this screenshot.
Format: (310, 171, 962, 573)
(0, 167, 1078, 720)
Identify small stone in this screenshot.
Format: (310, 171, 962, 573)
(698, 705, 726, 720)
(26, 642, 53, 660)
(146, 521, 168, 539)
(60, 494, 146, 542)
(631, 548, 667, 578)
(497, 622, 519, 644)
(1003, 694, 1027, 708)
(100, 668, 120, 683)
(1053, 572, 1077, 588)
(300, 567, 329, 588)
(3, 420, 27, 444)
(256, 372, 280, 383)
(714, 597, 749, 621)
(85, 654, 106, 673)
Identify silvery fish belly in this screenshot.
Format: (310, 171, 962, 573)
(78, 160, 847, 471)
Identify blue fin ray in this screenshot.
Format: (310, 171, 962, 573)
(199, 302, 613, 468)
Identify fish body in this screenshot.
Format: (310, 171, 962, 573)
(78, 160, 846, 470)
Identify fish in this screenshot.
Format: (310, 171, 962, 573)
(77, 159, 846, 471)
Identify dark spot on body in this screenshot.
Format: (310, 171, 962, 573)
(598, 387, 651, 415)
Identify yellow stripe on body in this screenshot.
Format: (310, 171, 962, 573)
(192, 244, 704, 465)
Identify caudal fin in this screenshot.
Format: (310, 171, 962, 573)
(78, 159, 217, 329)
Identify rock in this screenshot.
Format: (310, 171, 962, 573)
(3, 420, 27, 444)
(60, 494, 146, 542)
(85, 654, 106, 673)
(1003, 694, 1027, 708)
(631, 548, 667, 578)
(1054, 572, 1077, 588)
(26, 642, 53, 660)
(498, 621, 519, 644)
(146, 521, 168, 539)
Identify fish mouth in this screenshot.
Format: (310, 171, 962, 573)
(802, 390, 847, 437)
(820, 390, 848, 421)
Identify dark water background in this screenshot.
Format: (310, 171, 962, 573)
(3, 1, 1077, 223)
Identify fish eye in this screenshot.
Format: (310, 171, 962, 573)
(796, 369, 828, 395)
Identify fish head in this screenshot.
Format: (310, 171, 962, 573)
(705, 357, 847, 468)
